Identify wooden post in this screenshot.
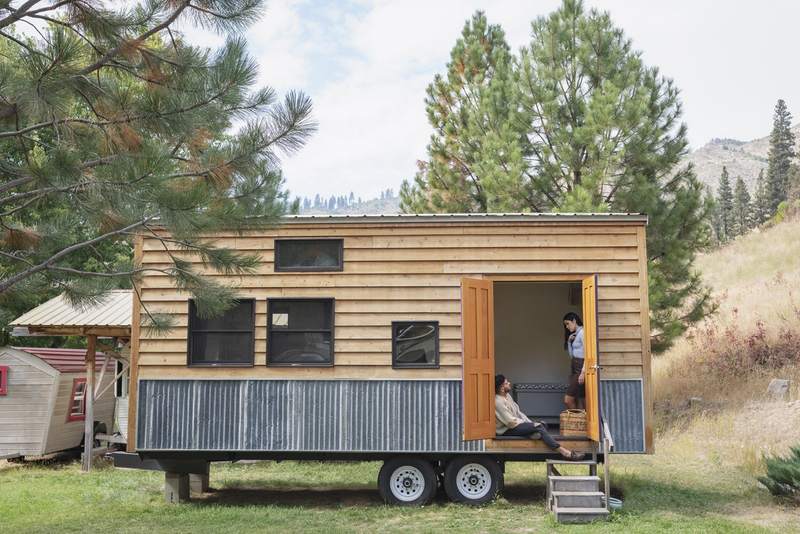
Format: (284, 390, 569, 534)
(82, 335, 97, 473)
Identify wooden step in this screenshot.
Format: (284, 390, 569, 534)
(551, 490, 604, 508)
(545, 459, 597, 466)
(553, 506, 609, 524)
(549, 475, 600, 492)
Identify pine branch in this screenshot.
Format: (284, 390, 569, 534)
(0, 0, 41, 30)
(0, 217, 151, 293)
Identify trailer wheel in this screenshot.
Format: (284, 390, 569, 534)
(444, 456, 502, 505)
(378, 457, 437, 506)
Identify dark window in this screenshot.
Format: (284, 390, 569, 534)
(392, 322, 439, 368)
(0, 365, 7, 395)
(67, 378, 87, 421)
(274, 239, 343, 272)
(188, 299, 255, 366)
(267, 299, 334, 366)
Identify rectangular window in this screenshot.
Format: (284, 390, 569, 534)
(0, 366, 8, 395)
(67, 378, 87, 422)
(274, 239, 343, 272)
(188, 299, 255, 366)
(392, 321, 440, 369)
(267, 299, 334, 366)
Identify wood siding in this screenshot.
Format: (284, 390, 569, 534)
(0, 350, 55, 456)
(136, 221, 649, 383)
(43, 371, 116, 455)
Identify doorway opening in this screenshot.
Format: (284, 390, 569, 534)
(494, 281, 583, 434)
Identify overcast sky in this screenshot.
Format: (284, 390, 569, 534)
(180, 0, 800, 199)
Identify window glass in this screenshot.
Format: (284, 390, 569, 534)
(275, 239, 343, 271)
(68, 379, 87, 420)
(188, 299, 255, 366)
(392, 322, 439, 368)
(267, 299, 334, 366)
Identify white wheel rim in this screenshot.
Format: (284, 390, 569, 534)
(456, 463, 491, 500)
(389, 466, 426, 502)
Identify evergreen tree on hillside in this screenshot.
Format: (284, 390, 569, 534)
(732, 177, 752, 237)
(0, 1, 314, 327)
(753, 169, 770, 224)
(706, 189, 723, 244)
(766, 99, 796, 212)
(400, 11, 524, 213)
(717, 167, 734, 241)
(402, 1, 712, 352)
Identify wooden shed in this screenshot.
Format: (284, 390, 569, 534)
(0, 347, 115, 459)
(119, 213, 652, 510)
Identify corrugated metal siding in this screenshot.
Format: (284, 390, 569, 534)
(600, 379, 645, 453)
(137, 380, 484, 453)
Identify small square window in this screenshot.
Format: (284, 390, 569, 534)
(187, 299, 255, 366)
(0, 366, 8, 395)
(392, 322, 439, 369)
(274, 239, 343, 272)
(267, 299, 334, 366)
(67, 378, 87, 421)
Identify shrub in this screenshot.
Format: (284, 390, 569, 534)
(758, 446, 800, 504)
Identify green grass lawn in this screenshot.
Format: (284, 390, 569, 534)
(1, 451, 797, 534)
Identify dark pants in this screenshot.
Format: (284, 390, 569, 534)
(503, 422, 560, 450)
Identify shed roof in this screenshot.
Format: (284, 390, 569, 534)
(278, 212, 648, 224)
(10, 290, 132, 335)
(12, 347, 108, 373)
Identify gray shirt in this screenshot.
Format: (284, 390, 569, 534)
(568, 326, 584, 359)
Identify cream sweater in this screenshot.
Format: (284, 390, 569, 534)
(495, 394, 531, 435)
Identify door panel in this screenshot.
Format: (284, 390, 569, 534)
(461, 278, 495, 441)
(582, 274, 600, 441)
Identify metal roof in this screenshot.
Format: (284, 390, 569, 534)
(10, 290, 132, 330)
(279, 212, 648, 224)
(12, 347, 108, 373)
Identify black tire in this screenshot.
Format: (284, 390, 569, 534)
(378, 457, 437, 506)
(444, 456, 502, 505)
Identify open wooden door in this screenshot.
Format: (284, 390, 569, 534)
(461, 278, 495, 441)
(582, 274, 600, 441)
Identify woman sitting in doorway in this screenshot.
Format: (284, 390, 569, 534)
(495, 374, 585, 461)
(563, 312, 585, 410)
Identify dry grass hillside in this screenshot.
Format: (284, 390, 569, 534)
(654, 217, 800, 472)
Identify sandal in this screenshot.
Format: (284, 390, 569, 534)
(563, 450, 586, 461)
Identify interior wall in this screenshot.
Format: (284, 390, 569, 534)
(494, 282, 581, 384)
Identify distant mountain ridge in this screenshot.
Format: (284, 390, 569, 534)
(298, 125, 800, 215)
(684, 125, 800, 193)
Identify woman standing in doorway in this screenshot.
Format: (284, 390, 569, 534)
(563, 312, 585, 409)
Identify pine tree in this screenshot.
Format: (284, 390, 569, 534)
(0, 1, 315, 328)
(753, 169, 770, 224)
(706, 189, 723, 245)
(402, 1, 713, 352)
(766, 99, 796, 212)
(400, 11, 525, 213)
(732, 177, 752, 237)
(349, 192, 355, 205)
(717, 167, 734, 241)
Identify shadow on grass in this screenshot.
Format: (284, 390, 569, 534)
(196, 481, 551, 508)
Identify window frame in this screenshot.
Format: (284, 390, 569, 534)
(66, 377, 87, 422)
(273, 238, 344, 272)
(266, 297, 336, 367)
(186, 298, 256, 368)
(0, 365, 8, 395)
(391, 320, 440, 369)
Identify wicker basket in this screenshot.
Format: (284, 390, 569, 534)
(560, 409, 587, 436)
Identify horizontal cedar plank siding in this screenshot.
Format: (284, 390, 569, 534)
(138, 222, 647, 380)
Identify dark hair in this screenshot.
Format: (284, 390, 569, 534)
(495, 374, 506, 394)
(562, 312, 583, 350)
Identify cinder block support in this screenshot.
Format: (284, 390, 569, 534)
(189, 463, 210, 495)
(165, 472, 190, 504)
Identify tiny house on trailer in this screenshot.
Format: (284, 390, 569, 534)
(0, 347, 115, 459)
(117, 213, 653, 508)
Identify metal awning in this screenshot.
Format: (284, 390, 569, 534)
(10, 289, 132, 337)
